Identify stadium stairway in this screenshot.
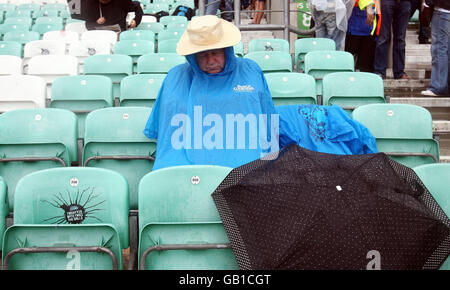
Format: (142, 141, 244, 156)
(387, 22, 450, 163)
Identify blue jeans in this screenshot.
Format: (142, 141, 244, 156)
(428, 10, 450, 95)
(312, 9, 345, 51)
(206, 0, 233, 21)
(374, 0, 411, 78)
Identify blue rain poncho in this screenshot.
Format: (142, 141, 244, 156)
(144, 47, 279, 170)
(277, 105, 378, 155)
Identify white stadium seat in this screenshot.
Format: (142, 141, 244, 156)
(0, 75, 46, 112)
(0, 55, 23, 76)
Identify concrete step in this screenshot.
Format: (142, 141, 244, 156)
(386, 68, 429, 79)
(390, 97, 450, 109)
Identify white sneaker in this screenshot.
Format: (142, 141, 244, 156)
(421, 90, 438, 96)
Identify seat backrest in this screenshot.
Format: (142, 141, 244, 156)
(244, 51, 293, 73)
(160, 16, 187, 26)
(120, 73, 165, 107)
(12, 167, 129, 248)
(0, 75, 46, 111)
(304, 50, 354, 95)
(144, 3, 169, 14)
(4, 16, 32, 28)
(248, 38, 290, 53)
(23, 39, 66, 58)
(137, 52, 186, 74)
(113, 40, 155, 62)
(352, 104, 439, 167)
(0, 41, 22, 57)
(68, 39, 111, 58)
(135, 22, 164, 33)
(81, 30, 117, 47)
(294, 37, 336, 71)
(34, 16, 63, 25)
(27, 54, 78, 77)
(0, 23, 31, 35)
(234, 41, 244, 57)
(157, 29, 183, 42)
(31, 22, 64, 36)
(322, 72, 385, 110)
(157, 38, 178, 53)
(43, 30, 79, 44)
(265, 72, 317, 105)
(138, 165, 238, 270)
(119, 30, 155, 42)
(0, 108, 78, 210)
(83, 54, 133, 76)
(2, 30, 40, 45)
(83, 107, 154, 210)
(0, 55, 22, 75)
(166, 21, 188, 30)
(64, 21, 88, 34)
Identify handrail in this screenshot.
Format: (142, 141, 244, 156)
(198, 0, 315, 40)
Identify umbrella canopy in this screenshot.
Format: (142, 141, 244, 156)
(212, 144, 450, 270)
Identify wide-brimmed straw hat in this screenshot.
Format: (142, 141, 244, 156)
(176, 15, 241, 56)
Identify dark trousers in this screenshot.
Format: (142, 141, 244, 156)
(345, 34, 377, 72)
(409, 0, 430, 43)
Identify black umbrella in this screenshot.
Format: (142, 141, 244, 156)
(212, 144, 450, 270)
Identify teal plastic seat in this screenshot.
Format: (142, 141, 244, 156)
(352, 104, 439, 168)
(244, 51, 293, 73)
(166, 22, 188, 30)
(119, 30, 155, 42)
(113, 40, 155, 72)
(17, 3, 40, 12)
(32, 23, 64, 36)
(83, 54, 133, 100)
(234, 41, 244, 57)
(120, 73, 165, 107)
(5, 10, 32, 19)
(248, 38, 290, 53)
(137, 52, 185, 74)
(413, 163, 450, 270)
(294, 37, 336, 72)
(2, 167, 129, 270)
(33, 9, 60, 19)
(3, 30, 39, 45)
(157, 29, 184, 42)
(134, 22, 164, 34)
(322, 72, 385, 111)
(0, 108, 78, 211)
(4, 17, 32, 28)
(50, 75, 114, 139)
(304, 50, 354, 96)
(0, 40, 22, 57)
(0, 176, 8, 248)
(34, 16, 64, 25)
(138, 165, 239, 270)
(157, 38, 178, 53)
(265, 72, 317, 105)
(0, 23, 30, 36)
(144, 3, 169, 14)
(83, 107, 155, 210)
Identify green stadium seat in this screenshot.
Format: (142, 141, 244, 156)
(134, 22, 164, 34)
(32, 9, 60, 19)
(413, 163, 450, 270)
(2, 167, 129, 270)
(265, 72, 317, 105)
(0, 108, 78, 212)
(157, 29, 183, 42)
(50, 75, 114, 139)
(83, 107, 155, 211)
(294, 37, 336, 72)
(4, 16, 32, 28)
(244, 51, 293, 73)
(137, 52, 185, 74)
(352, 104, 439, 168)
(304, 50, 354, 96)
(17, 3, 40, 12)
(138, 165, 239, 270)
(166, 21, 188, 30)
(120, 73, 165, 107)
(83, 54, 133, 100)
(2, 30, 39, 46)
(113, 40, 155, 72)
(32, 22, 64, 36)
(144, 3, 170, 14)
(0, 176, 7, 248)
(119, 30, 155, 42)
(177, 0, 195, 8)
(0, 4, 16, 16)
(322, 72, 385, 111)
(42, 3, 68, 13)
(0, 23, 30, 37)
(248, 38, 290, 53)
(154, 0, 177, 10)
(157, 38, 178, 53)
(0, 40, 22, 57)
(5, 10, 32, 19)
(234, 41, 244, 57)
(34, 16, 64, 26)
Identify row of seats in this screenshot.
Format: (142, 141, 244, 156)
(0, 102, 440, 213)
(1, 161, 448, 269)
